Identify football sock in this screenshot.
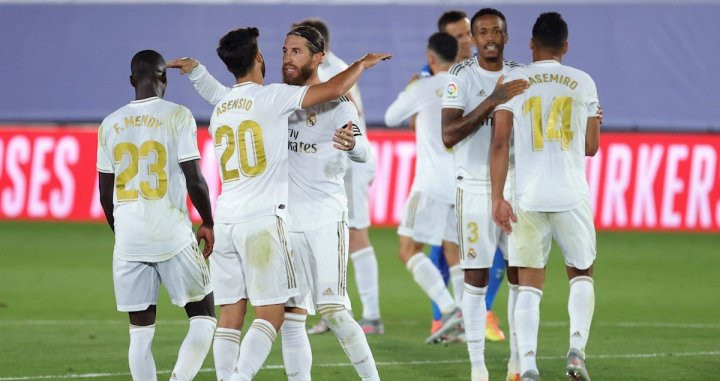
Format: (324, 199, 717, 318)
(515, 286, 543, 374)
(429, 245, 449, 321)
(128, 324, 157, 381)
(407, 253, 456, 314)
(568, 276, 595, 354)
(507, 283, 520, 372)
(213, 327, 242, 381)
(350, 247, 381, 320)
(232, 319, 276, 381)
(281, 313, 312, 381)
(462, 284, 488, 371)
(319, 305, 379, 381)
(450, 265, 465, 307)
(170, 316, 216, 381)
(486, 248, 506, 310)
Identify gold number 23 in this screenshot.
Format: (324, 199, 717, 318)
(524, 96, 574, 151)
(113, 140, 168, 201)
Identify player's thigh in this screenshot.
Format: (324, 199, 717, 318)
(239, 215, 299, 306)
(456, 189, 497, 269)
(113, 255, 159, 312)
(551, 201, 597, 270)
(305, 221, 349, 306)
(398, 190, 453, 246)
(508, 208, 552, 269)
(344, 163, 373, 229)
(285, 231, 316, 315)
(157, 243, 212, 308)
(209, 223, 248, 306)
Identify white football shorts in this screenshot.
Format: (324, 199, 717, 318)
(456, 188, 508, 269)
(398, 189, 458, 246)
(210, 215, 299, 306)
(113, 242, 212, 312)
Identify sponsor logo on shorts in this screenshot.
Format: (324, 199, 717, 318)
(467, 248, 477, 259)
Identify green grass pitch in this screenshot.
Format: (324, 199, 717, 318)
(0, 221, 718, 380)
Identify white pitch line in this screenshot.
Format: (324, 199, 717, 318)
(0, 351, 718, 380)
(1, 320, 718, 329)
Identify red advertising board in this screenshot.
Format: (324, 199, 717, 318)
(0, 126, 718, 231)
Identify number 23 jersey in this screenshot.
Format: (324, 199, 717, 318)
(96, 97, 200, 262)
(209, 82, 308, 223)
(497, 60, 599, 212)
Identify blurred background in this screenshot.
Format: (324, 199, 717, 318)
(0, 1, 718, 380)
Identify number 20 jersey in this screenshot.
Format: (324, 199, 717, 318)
(497, 60, 599, 212)
(96, 97, 201, 262)
(209, 82, 308, 223)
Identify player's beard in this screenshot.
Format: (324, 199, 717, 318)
(282, 62, 313, 86)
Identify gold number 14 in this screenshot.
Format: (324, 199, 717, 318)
(523, 96, 574, 151)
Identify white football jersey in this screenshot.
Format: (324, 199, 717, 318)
(385, 72, 455, 204)
(287, 96, 364, 231)
(442, 57, 521, 192)
(96, 97, 200, 262)
(497, 60, 599, 212)
(210, 82, 308, 222)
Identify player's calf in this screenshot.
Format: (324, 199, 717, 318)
(318, 304, 380, 381)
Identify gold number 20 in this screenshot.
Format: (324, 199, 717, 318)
(215, 120, 267, 182)
(524, 96, 574, 151)
(113, 140, 168, 201)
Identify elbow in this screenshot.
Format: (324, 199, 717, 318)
(442, 129, 456, 149)
(585, 142, 599, 157)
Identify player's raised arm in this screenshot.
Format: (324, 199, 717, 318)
(302, 53, 392, 109)
(384, 83, 421, 127)
(166, 57, 231, 106)
(442, 75, 528, 148)
(490, 109, 516, 234)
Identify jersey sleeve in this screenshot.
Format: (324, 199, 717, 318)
(188, 63, 232, 106)
(384, 81, 421, 127)
(441, 71, 469, 110)
(175, 106, 201, 163)
(584, 74, 600, 117)
(267, 83, 310, 116)
(96, 123, 114, 173)
(333, 100, 369, 163)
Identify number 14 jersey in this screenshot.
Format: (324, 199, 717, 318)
(209, 82, 308, 223)
(497, 60, 599, 212)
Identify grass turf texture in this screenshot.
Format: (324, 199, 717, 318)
(0, 221, 718, 380)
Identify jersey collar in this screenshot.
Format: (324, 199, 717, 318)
(130, 96, 160, 104)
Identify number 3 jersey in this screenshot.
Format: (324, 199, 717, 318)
(209, 82, 308, 223)
(497, 60, 599, 212)
(96, 97, 201, 262)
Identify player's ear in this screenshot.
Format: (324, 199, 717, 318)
(129, 74, 136, 88)
(561, 40, 569, 55)
(529, 38, 534, 51)
(426, 49, 435, 67)
(504, 31, 510, 44)
(256, 51, 264, 65)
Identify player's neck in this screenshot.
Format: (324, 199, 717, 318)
(134, 83, 163, 101)
(533, 50, 563, 63)
(476, 56, 503, 72)
(304, 72, 322, 86)
(236, 73, 263, 86)
(429, 63, 450, 74)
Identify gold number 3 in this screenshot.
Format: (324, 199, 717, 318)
(215, 120, 267, 182)
(524, 96, 574, 151)
(113, 140, 168, 201)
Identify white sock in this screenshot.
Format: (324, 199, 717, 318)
(128, 324, 157, 381)
(406, 253, 456, 314)
(462, 284, 487, 371)
(507, 283, 520, 373)
(213, 327, 242, 381)
(170, 316, 217, 381)
(568, 276, 595, 354)
(231, 319, 277, 381)
(450, 265, 465, 308)
(515, 286, 543, 375)
(350, 247, 381, 320)
(319, 305, 380, 381)
(281, 313, 312, 381)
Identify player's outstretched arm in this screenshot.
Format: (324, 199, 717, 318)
(441, 76, 528, 148)
(98, 172, 115, 232)
(490, 109, 516, 234)
(166, 58, 230, 106)
(302, 53, 392, 109)
(180, 160, 215, 257)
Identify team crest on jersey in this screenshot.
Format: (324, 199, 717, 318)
(435, 87, 443, 98)
(467, 248, 477, 259)
(306, 111, 317, 127)
(446, 82, 459, 99)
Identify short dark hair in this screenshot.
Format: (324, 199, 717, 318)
(437, 10, 467, 32)
(293, 18, 330, 47)
(287, 25, 326, 55)
(130, 50, 165, 81)
(216, 27, 260, 78)
(428, 32, 458, 64)
(470, 8, 507, 34)
(532, 12, 568, 51)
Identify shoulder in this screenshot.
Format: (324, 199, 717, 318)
(504, 59, 524, 69)
(448, 57, 476, 77)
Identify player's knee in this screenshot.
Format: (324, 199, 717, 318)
(317, 304, 357, 337)
(567, 264, 593, 279)
(464, 268, 489, 287)
(184, 292, 215, 318)
(129, 305, 157, 326)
